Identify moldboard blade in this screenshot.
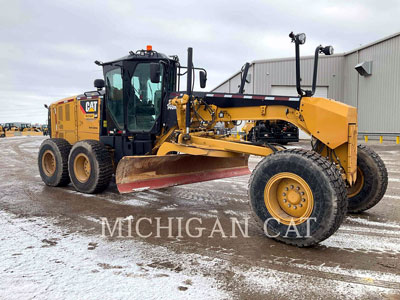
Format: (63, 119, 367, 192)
(116, 154, 250, 193)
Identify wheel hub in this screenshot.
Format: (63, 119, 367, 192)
(264, 172, 314, 225)
(74, 153, 91, 183)
(42, 150, 56, 177)
(348, 167, 364, 198)
(287, 190, 301, 205)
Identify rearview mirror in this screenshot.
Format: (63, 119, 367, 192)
(199, 71, 207, 88)
(94, 79, 105, 89)
(150, 63, 161, 83)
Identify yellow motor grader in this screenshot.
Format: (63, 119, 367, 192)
(38, 33, 388, 246)
(19, 123, 43, 136)
(4, 123, 21, 137)
(0, 125, 4, 138)
(41, 124, 49, 136)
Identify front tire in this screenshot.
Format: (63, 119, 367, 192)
(68, 140, 113, 194)
(347, 145, 388, 213)
(249, 149, 347, 247)
(38, 138, 71, 186)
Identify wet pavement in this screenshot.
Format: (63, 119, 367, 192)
(0, 136, 399, 299)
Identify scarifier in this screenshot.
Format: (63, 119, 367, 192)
(38, 33, 388, 246)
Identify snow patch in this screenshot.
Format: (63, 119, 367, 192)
(240, 266, 395, 299)
(0, 210, 229, 300)
(321, 232, 400, 253)
(346, 216, 400, 230)
(384, 194, 400, 200)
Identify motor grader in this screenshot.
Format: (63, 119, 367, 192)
(0, 124, 5, 138)
(41, 124, 49, 136)
(3, 123, 21, 137)
(38, 32, 388, 247)
(22, 127, 44, 136)
(18, 123, 43, 136)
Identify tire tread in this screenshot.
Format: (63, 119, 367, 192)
(69, 140, 113, 193)
(348, 144, 388, 213)
(38, 138, 71, 186)
(248, 149, 347, 247)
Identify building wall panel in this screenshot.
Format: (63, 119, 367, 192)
(212, 33, 400, 134)
(357, 36, 400, 133)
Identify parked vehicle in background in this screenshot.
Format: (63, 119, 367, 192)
(41, 125, 49, 136)
(0, 124, 5, 138)
(243, 120, 299, 145)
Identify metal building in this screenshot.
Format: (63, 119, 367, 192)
(213, 32, 400, 136)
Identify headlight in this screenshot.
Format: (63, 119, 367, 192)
(296, 33, 306, 45)
(322, 45, 334, 55)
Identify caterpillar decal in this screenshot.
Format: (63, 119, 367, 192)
(80, 100, 98, 119)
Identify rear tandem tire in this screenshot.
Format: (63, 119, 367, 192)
(68, 140, 113, 194)
(248, 149, 347, 247)
(347, 145, 388, 213)
(38, 138, 71, 187)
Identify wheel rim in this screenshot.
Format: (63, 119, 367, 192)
(348, 167, 364, 197)
(74, 153, 91, 183)
(42, 150, 56, 177)
(264, 172, 314, 225)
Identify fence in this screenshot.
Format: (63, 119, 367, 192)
(360, 133, 400, 144)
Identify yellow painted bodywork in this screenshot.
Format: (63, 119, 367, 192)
(21, 127, 43, 136)
(49, 96, 100, 144)
(242, 121, 255, 135)
(165, 95, 358, 185)
(49, 91, 358, 186)
(5, 127, 20, 137)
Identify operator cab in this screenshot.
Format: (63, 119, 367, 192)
(94, 46, 179, 159)
(94, 46, 208, 160)
(104, 58, 163, 133)
(98, 47, 176, 133)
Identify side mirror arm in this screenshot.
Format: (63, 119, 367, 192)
(239, 62, 250, 94)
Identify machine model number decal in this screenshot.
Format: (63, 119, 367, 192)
(167, 103, 176, 110)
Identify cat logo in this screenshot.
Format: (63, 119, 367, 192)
(80, 100, 99, 119)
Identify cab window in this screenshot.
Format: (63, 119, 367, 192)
(105, 68, 124, 129)
(127, 63, 163, 131)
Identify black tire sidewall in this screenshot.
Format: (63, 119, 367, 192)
(68, 143, 100, 193)
(249, 153, 337, 242)
(348, 146, 384, 212)
(38, 141, 65, 186)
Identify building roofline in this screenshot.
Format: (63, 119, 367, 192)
(251, 53, 345, 64)
(212, 31, 400, 91)
(212, 54, 345, 90)
(211, 69, 244, 91)
(343, 31, 400, 55)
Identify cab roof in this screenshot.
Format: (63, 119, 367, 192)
(98, 49, 176, 66)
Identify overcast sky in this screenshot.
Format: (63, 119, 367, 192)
(1, 0, 399, 124)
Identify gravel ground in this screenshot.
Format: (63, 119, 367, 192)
(0, 136, 399, 299)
